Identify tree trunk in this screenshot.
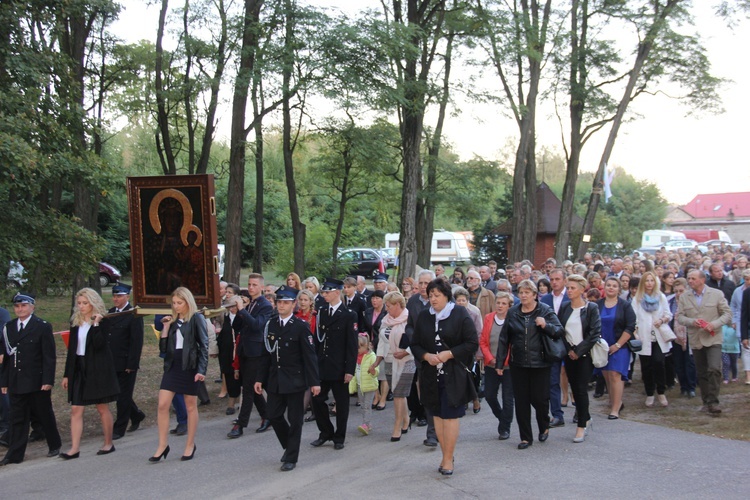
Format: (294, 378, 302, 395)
(183, 0, 196, 174)
(576, 0, 679, 260)
(523, 131, 538, 260)
(155, 0, 177, 175)
(252, 121, 264, 273)
(224, 0, 263, 284)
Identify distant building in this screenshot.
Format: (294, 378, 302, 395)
(666, 191, 750, 243)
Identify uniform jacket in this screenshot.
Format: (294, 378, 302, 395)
(1, 315, 56, 394)
(557, 301, 602, 358)
(160, 314, 209, 375)
(258, 315, 319, 394)
(677, 285, 732, 349)
(102, 304, 144, 372)
(343, 293, 367, 332)
(64, 324, 120, 402)
(495, 301, 564, 369)
(236, 296, 274, 358)
(410, 305, 478, 410)
(314, 304, 358, 381)
(596, 297, 636, 342)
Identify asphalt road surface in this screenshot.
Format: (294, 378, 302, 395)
(2, 401, 747, 499)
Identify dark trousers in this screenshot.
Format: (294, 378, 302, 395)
(267, 390, 305, 463)
(222, 367, 242, 399)
(4, 391, 61, 462)
(510, 366, 550, 444)
(407, 366, 426, 420)
(113, 370, 141, 435)
(671, 343, 696, 391)
(483, 366, 514, 435)
(640, 342, 666, 396)
(565, 355, 593, 428)
(548, 360, 564, 420)
(694, 344, 722, 406)
(173, 394, 187, 425)
(311, 380, 350, 444)
(238, 356, 267, 427)
(0, 393, 9, 435)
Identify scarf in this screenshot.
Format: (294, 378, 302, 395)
(641, 294, 659, 313)
(430, 301, 455, 332)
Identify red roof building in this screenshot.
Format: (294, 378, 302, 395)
(681, 192, 750, 220)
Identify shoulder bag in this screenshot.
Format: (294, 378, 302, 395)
(591, 337, 609, 368)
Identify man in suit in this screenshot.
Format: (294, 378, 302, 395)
(356, 276, 372, 304)
(0, 293, 62, 465)
(406, 270, 436, 445)
(104, 284, 145, 439)
(706, 263, 736, 303)
(310, 278, 357, 450)
(228, 273, 274, 438)
(255, 286, 320, 471)
(677, 270, 732, 414)
(540, 268, 569, 428)
(342, 277, 367, 333)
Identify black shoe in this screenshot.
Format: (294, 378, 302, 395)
(386, 391, 394, 401)
(256, 419, 271, 433)
(112, 433, 124, 440)
(214, 378, 222, 384)
(226, 407, 236, 415)
(47, 448, 60, 457)
(59, 452, 80, 460)
(280, 462, 296, 471)
(198, 400, 211, 407)
(417, 419, 428, 427)
(171, 423, 188, 436)
(0, 433, 8, 447)
(423, 438, 438, 447)
(148, 445, 170, 463)
(333, 443, 345, 450)
(228, 425, 244, 438)
(28, 432, 45, 443)
(128, 411, 146, 432)
(310, 438, 329, 447)
(280, 451, 289, 463)
(180, 445, 196, 461)
(498, 431, 510, 440)
(518, 441, 532, 450)
(539, 430, 549, 442)
(96, 446, 116, 456)
(0, 458, 21, 466)
(549, 417, 565, 428)
(608, 415, 619, 420)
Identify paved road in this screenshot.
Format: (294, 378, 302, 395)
(2, 401, 747, 499)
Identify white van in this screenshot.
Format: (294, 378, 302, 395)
(640, 230, 686, 249)
(384, 231, 471, 265)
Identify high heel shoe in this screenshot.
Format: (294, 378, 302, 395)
(181, 445, 196, 461)
(390, 436, 401, 442)
(401, 422, 411, 434)
(148, 445, 170, 463)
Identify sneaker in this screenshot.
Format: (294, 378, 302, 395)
(357, 424, 371, 436)
(645, 396, 655, 407)
(657, 394, 668, 407)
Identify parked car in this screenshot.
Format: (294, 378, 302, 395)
(379, 248, 397, 269)
(338, 248, 385, 278)
(702, 240, 740, 252)
(99, 262, 122, 287)
(638, 239, 704, 255)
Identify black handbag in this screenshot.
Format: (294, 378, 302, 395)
(627, 339, 643, 352)
(542, 332, 566, 363)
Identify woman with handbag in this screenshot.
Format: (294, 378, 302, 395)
(597, 277, 637, 419)
(495, 280, 564, 450)
(558, 275, 601, 443)
(411, 279, 478, 476)
(632, 271, 674, 407)
(150, 287, 209, 463)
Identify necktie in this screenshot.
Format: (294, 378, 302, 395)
(279, 318, 284, 328)
(18, 322, 24, 334)
(329, 307, 334, 317)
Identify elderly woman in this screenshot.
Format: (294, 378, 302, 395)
(496, 280, 564, 450)
(372, 292, 414, 441)
(479, 292, 515, 440)
(411, 279, 478, 475)
(597, 277, 636, 419)
(453, 286, 483, 413)
(633, 271, 673, 407)
(558, 275, 601, 443)
(61, 288, 120, 459)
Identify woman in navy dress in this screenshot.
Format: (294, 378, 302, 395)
(150, 287, 208, 462)
(597, 277, 636, 419)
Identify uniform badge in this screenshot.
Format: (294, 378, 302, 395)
(308, 335, 314, 345)
(270, 335, 275, 341)
(353, 322, 358, 331)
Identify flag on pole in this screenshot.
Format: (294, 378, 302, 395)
(603, 165, 615, 203)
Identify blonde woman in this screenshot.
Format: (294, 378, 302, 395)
(632, 271, 673, 407)
(150, 287, 209, 462)
(61, 288, 120, 459)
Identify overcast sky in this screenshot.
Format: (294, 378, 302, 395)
(111, 1, 750, 205)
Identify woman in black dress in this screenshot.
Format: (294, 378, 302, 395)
(411, 279, 478, 476)
(217, 283, 242, 415)
(150, 287, 209, 463)
(61, 288, 120, 459)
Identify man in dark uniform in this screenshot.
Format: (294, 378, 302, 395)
(103, 284, 146, 439)
(310, 278, 357, 450)
(255, 286, 320, 471)
(0, 293, 62, 465)
(356, 276, 372, 304)
(342, 277, 366, 333)
(228, 273, 274, 438)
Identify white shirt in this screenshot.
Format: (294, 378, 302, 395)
(328, 301, 342, 315)
(176, 321, 184, 350)
(279, 314, 293, 327)
(552, 288, 567, 315)
(17, 319, 28, 331)
(565, 305, 585, 347)
(116, 302, 130, 313)
(76, 322, 92, 356)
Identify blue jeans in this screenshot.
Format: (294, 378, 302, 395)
(671, 343, 696, 392)
(548, 360, 564, 421)
(484, 366, 514, 434)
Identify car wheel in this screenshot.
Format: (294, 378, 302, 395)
(99, 274, 110, 287)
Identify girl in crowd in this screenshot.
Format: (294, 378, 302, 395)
(151, 287, 209, 462)
(61, 288, 119, 459)
(353, 335, 378, 436)
(537, 278, 551, 296)
(450, 267, 466, 286)
(632, 271, 673, 407)
(286, 272, 302, 291)
(597, 277, 636, 419)
(401, 277, 415, 300)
